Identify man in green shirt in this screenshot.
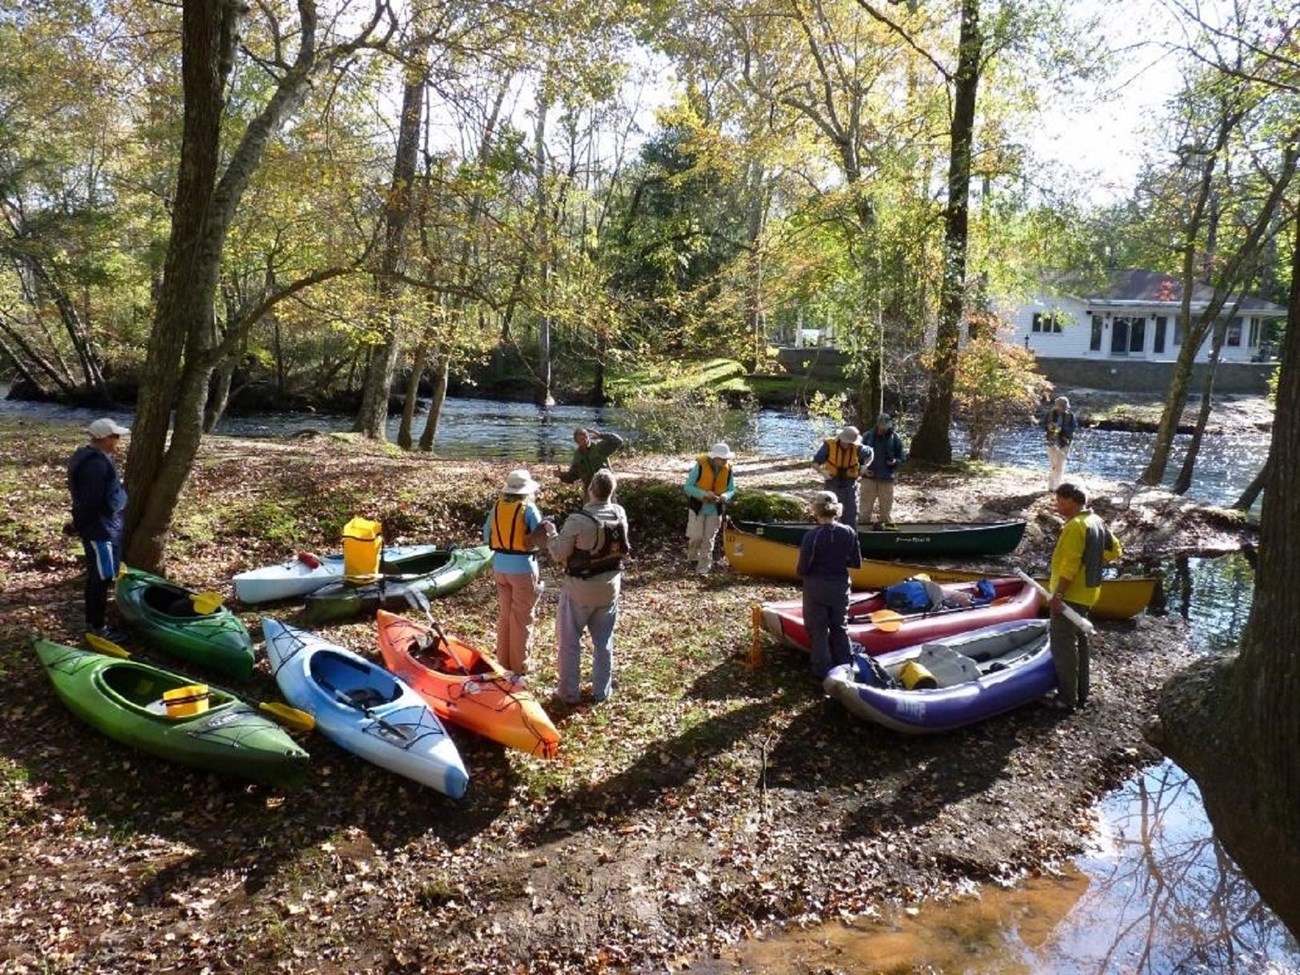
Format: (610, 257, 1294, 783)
(555, 427, 625, 493)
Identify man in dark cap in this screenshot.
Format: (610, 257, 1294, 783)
(861, 413, 906, 528)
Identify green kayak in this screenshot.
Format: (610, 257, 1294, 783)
(728, 518, 1027, 559)
(115, 567, 255, 679)
(35, 639, 309, 786)
(302, 545, 494, 625)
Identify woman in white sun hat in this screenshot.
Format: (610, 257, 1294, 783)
(683, 442, 737, 576)
(483, 468, 557, 674)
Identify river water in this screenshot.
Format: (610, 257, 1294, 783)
(6, 391, 1291, 969)
(0, 393, 1270, 508)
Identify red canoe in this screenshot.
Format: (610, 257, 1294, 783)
(757, 576, 1040, 656)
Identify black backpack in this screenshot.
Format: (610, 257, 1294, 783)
(565, 510, 630, 578)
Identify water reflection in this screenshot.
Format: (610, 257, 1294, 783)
(1154, 554, 1255, 655)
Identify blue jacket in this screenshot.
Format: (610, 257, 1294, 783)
(862, 428, 906, 481)
(68, 446, 127, 543)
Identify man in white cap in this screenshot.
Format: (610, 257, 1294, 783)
(483, 468, 557, 674)
(812, 425, 874, 527)
(683, 442, 737, 575)
(861, 413, 906, 527)
(1041, 396, 1078, 490)
(67, 418, 130, 640)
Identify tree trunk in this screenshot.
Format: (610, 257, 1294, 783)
(1171, 320, 1229, 494)
(533, 87, 555, 407)
(1146, 206, 1300, 937)
(1234, 456, 1269, 511)
(909, 0, 980, 463)
(397, 344, 428, 449)
(204, 357, 235, 433)
(123, 0, 234, 571)
(418, 352, 449, 451)
(354, 47, 427, 439)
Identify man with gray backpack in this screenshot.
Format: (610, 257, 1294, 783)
(547, 470, 631, 705)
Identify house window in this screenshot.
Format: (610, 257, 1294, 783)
(1111, 316, 1145, 355)
(1089, 314, 1103, 351)
(1174, 316, 1184, 346)
(1154, 316, 1167, 355)
(1031, 312, 1062, 334)
(1226, 317, 1242, 347)
(1248, 317, 1261, 347)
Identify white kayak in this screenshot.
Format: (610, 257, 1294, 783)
(234, 545, 441, 604)
(261, 618, 468, 798)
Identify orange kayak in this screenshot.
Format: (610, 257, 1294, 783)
(375, 610, 559, 759)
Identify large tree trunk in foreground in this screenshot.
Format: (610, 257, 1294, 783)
(1147, 210, 1300, 938)
(908, 0, 980, 463)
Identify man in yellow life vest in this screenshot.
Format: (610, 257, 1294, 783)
(1046, 480, 1122, 711)
(811, 425, 874, 527)
(684, 442, 737, 576)
(483, 469, 557, 675)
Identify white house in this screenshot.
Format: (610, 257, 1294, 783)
(1007, 270, 1286, 364)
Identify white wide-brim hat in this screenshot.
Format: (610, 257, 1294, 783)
(502, 468, 540, 494)
(708, 442, 734, 460)
(837, 425, 862, 445)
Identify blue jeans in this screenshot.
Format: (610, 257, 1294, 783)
(555, 590, 618, 703)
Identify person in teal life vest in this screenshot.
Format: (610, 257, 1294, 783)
(1047, 481, 1122, 711)
(547, 470, 631, 705)
(861, 413, 907, 528)
(797, 491, 863, 679)
(1042, 396, 1078, 491)
(483, 469, 556, 675)
(67, 418, 130, 641)
(812, 426, 874, 527)
(684, 442, 737, 576)
(555, 427, 625, 494)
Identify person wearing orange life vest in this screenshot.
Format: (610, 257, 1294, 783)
(811, 425, 874, 527)
(684, 442, 737, 576)
(483, 469, 556, 675)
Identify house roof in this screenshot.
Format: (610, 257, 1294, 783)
(1046, 269, 1286, 314)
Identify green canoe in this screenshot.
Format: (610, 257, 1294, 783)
(115, 567, 255, 679)
(35, 640, 309, 786)
(302, 545, 494, 626)
(728, 518, 1027, 559)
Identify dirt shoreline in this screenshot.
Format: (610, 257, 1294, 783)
(0, 421, 1256, 974)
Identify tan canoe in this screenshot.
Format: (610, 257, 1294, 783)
(723, 520, 1155, 621)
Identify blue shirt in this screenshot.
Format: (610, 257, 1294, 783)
(796, 522, 863, 579)
(683, 460, 736, 516)
(67, 445, 127, 543)
(863, 428, 906, 481)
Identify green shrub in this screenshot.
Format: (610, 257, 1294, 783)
(727, 490, 807, 522)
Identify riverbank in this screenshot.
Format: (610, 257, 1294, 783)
(0, 419, 1253, 973)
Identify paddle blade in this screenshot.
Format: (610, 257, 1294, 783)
(190, 590, 224, 614)
(259, 701, 315, 733)
(85, 631, 130, 658)
(868, 609, 904, 633)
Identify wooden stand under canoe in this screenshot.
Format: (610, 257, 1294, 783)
(723, 519, 1155, 621)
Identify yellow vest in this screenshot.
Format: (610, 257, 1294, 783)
(489, 500, 532, 554)
(694, 455, 732, 494)
(821, 439, 860, 480)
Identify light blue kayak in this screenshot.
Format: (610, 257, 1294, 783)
(261, 618, 468, 798)
(233, 545, 444, 604)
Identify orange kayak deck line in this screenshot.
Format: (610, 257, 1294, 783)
(723, 521, 1156, 621)
(375, 610, 560, 759)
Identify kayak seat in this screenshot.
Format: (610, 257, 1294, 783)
(345, 687, 389, 709)
(143, 584, 199, 617)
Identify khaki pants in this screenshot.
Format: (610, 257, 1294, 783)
(686, 510, 722, 574)
(860, 478, 895, 524)
(1047, 443, 1069, 490)
(494, 569, 542, 674)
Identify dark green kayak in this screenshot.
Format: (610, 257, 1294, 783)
(35, 639, 309, 786)
(115, 567, 255, 679)
(729, 518, 1027, 559)
(302, 545, 494, 626)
